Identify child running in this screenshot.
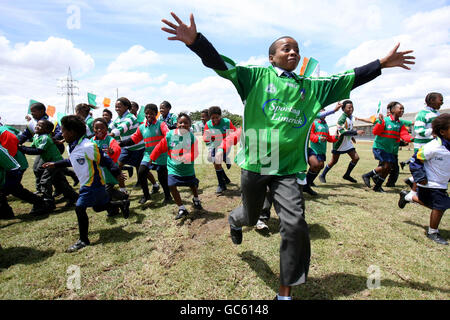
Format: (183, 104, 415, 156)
(162, 12, 414, 300)
(75, 103, 97, 138)
(91, 118, 129, 216)
(43, 115, 130, 252)
(119, 103, 172, 205)
(398, 114, 450, 245)
(150, 113, 201, 220)
(158, 100, 178, 130)
(319, 100, 369, 184)
(203, 106, 236, 194)
(362, 102, 413, 192)
(19, 119, 79, 209)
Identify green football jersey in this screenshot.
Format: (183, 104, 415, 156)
(31, 133, 63, 163)
(215, 56, 355, 175)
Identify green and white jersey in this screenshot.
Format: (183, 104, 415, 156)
(0, 144, 20, 187)
(31, 133, 63, 163)
(85, 115, 94, 137)
(414, 107, 440, 151)
(215, 56, 355, 175)
(109, 111, 144, 151)
(333, 113, 355, 152)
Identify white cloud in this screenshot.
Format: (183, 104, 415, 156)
(238, 56, 268, 67)
(107, 45, 161, 72)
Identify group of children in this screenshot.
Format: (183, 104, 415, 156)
(1, 12, 447, 300)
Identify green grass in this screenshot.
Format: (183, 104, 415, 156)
(0, 141, 448, 300)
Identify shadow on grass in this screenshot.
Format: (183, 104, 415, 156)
(176, 209, 226, 226)
(93, 226, 144, 245)
(0, 247, 55, 270)
(238, 251, 450, 299)
(403, 220, 449, 238)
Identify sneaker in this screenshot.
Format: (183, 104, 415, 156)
(398, 190, 409, 209)
(256, 219, 269, 230)
(362, 174, 371, 188)
(303, 185, 318, 196)
(343, 175, 357, 183)
(175, 208, 189, 220)
(139, 195, 150, 204)
(386, 181, 396, 187)
(319, 175, 326, 183)
(230, 226, 242, 245)
(404, 178, 413, 189)
(66, 239, 89, 253)
(373, 186, 385, 193)
(216, 185, 227, 194)
(63, 200, 77, 209)
(426, 233, 448, 245)
(121, 200, 130, 219)
(224, 176, 231, 185)
(151, 185, 160, 194)
(192, 198, 202, 210)
(107, 209, 120, 217)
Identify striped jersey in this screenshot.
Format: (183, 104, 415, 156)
(309, 119, 338, 155)
(158, 113, 178, 130)
(215, 56, 355, 175)
(414, 107, 440, 151)
(203, 118, 236, 149)
(91, 135, 121, 185)
(333, 113, 355, 152)
(67, 137, 105, 187)
(131, 119, 169, 165)
(372, 115, 413, 154)
(109, 111, 144, 151)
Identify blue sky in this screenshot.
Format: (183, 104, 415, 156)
(0, 0, 449, 124)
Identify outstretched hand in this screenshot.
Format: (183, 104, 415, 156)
(380, 43, 415, 70)
(161, 12, 197, 46)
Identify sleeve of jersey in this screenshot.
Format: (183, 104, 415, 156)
(150, 138, 168, 162)
(183, 137, 199, 163)
(372, 120, 385, 136)
(109, 138, 121, 163)
(228, 121, 237, 133)
(400, 125, 413, 143)
(410, 149, 427, 182)
(313, 70, 355, 108)
(160, 122, 169, 137)
(0, 146, 19, 170)
(203, 123, 211, 143)
(414, 117, 432, 138)
(219, 127, 242, 153)
(131, 127, 143, 144)
(0, 131, 19, 157)
(86, 143, 101, 164)
(327, 132, 340, 143)
(309, 123, 319, 143)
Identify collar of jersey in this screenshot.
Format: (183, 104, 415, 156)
(69, 135, 86, 153)
(145, 118, 157, 127)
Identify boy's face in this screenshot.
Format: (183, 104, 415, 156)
(145, 109, 158, 123)
(429, 95, 443, 110)
(210, 114, 221, 126)
(31, 107, 45, 120)
(61, 127, 77, 143)
(160, 104, 169, 117)
(201, 112, 210, 124)
(93, 121, 108, 139)
(392, 104, 404, 118)
(269, 38, 300, 72)
(35, 120, 46, 134)
(343, 103, 354, 116)
(115, 101, 128, 117)
(130, 105, 139, 116)
(177, 116, 191, 132)
(103, 111, 112, 123)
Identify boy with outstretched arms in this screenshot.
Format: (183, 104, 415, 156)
(162, 12, 414, 300)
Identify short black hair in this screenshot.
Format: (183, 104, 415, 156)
(177, 112, 192, 125)
(208, 106, 222, 116)
(201, 109, 209, 115)
(102, 108, 112, 117)
(61, 115, 86, 138)
(144, 103, 158, 114)
(425, 92, 443, 105)
(75, 103, 96, 116)
(93, 117, 108, 128)
(39, 119, 54, 133)
(268, 36, 295, 56)
(131, 101, 139, 110)
(117, 97, 132, 110)
(432, 113, 450, 139)
(387, 101, 402, 111)
(160, 100, 172, 110)
(341, 100, 353, 111)
(30, 102, 46, 112)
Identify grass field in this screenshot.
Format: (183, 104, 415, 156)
(0, 140, 448, 300)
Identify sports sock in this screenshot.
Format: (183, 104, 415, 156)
(277, 294, 292, 300)
(179, 205, 186, 211)
(321, 165, 331, 177)
(344, 161, 357, 177)
(428, 227, 438, 235)
(405, 190, 416, 202)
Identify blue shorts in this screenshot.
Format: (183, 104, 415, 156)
(168, 175, 199, 187)
(332, 148, 355, 155)
(373, 148, 396, 163)
(76, 185, 110, 208)
(418, 187, 450, 212)
(119, 148, 144, 167)
(140, 161, 165, 171)
(308, 148, 326, 162)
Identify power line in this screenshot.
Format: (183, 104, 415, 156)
(57, 67, 79, 115)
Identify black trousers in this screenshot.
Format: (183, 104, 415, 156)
(229, 169, 310, 286)
(138, 165, 170, 199)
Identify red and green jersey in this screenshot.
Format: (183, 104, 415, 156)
(131, 119, 169, 165)
(150, 129, 198, 177)
(31, 133, 63, 162)
(0, 126, 28, 170)
(203, 118, 236, 149)
(0, 144, 20, 187)
(309, 119, 339, 155)
(215, 56, 355, 175)
(372, 115, 413, 155)
(91, 135, 121, 185)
